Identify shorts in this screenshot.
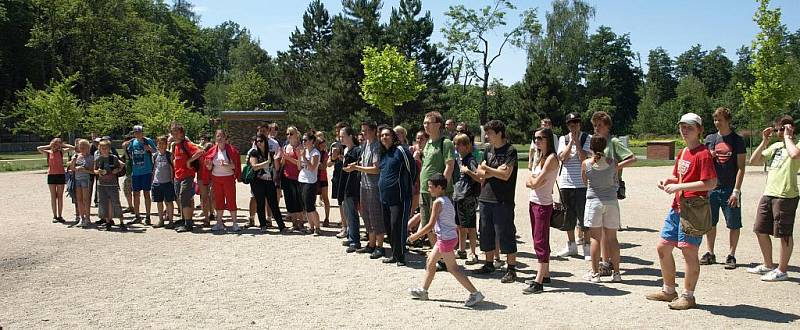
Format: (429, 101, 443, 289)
(421, 193, 432, 226)
(97, 185, 122, 219)
(754, 195, 798, 238)
(709, 187, 743, 229)
(435, 238, 459, 253)
(478, 201, 518, 254)
(131, 174, 152, 192)
(584, 199, 621, 229)
(75, 177, 90, 188)
(152, 181, 176, 203)
(360, 187, 385, 234)
(47, 174, 66, 185)
(281, 177, 303, 213)
(560, 188, 587, 230)
(301, 182, 318, 212)
(660, 208, 703, 249)
(123, 176, 132, 196)
(455, 196, 478, 228)
(175, 177, 195, 209)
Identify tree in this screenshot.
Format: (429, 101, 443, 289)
(700, 46, 733, 97)
(131, 88, 206, 138)
(224, 70, 270, 111)
(83, 95, 131, 136)
(13, 72, 83, 138)
(741, 0, 799, 123)
(644, 47, 678, 105)
(675, 44, 706, 79)
(360, 45, 426, 122)
(441, 0, 540, 124)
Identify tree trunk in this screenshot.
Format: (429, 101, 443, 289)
(480, 70, 489, 125)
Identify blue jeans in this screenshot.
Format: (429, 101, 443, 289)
(342, 196, 361, 248)
(709, 186, 743, 229)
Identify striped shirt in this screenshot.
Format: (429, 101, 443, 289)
(557, 133, 591, 188)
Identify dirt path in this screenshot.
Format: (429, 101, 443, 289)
(1, 166, 798, 329)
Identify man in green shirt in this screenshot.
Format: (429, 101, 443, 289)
(418, 111, 455, 247)
(748, 115, 800, 282)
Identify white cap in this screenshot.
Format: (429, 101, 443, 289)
(678, 113, 702, 126)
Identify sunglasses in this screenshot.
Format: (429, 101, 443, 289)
(534, 136, 546, 141)
(256, 140, 265, 143)
(773, 127, 787, 132)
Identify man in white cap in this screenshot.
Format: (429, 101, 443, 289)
(123, 125, 157, 225)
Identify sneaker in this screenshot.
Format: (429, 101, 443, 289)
(52, 217, 59, 223)
(465, 291, 484, 307)
(761, 269, 789, 282)
(231, 222, 240, 232)
(746, 264, 774, 275)
(700, 252, 716, 265)
(583, 271, 600, 283)
(598, 261, 613, 276)
(212, 223, 225, 232)
(356, 246, 375, 254)
(382, 257, 398, 264)
(611, 272, 623, 283)
(341, 240, 351, 247)
(94, 219, 107, 225)
(130, 217, 142, 225)
(346, 246, 358, 253)
(322, 219, 330, 227)
(555, 241, 579, 257)
(260, 226, 269, 233)
(524, 278, 551, 285)
(724, 255, 737, 270)
(313, 229, 321, 236)
(175, 225, 189, 233)
(522, 282, 544, 294)
(370, 248, 385, 259)
(335, 229, 348, 239)
(144, 217, 152, 226)
(457, 250, 467, 259)
(493, 259, 504, 269)
(501, 269, 517, 283)
(645, 290, 678, 302)
(473, 263, 496, 274)
(119, 223, 128, 232)
(164, 222, 176, 230)
(465, 254, 479, 265)
(668, 294, 696, 310)
(408, 288, 429, 300)
(582, 244, 591, 261)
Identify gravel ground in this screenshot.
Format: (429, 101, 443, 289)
(1, 166, 799, 329)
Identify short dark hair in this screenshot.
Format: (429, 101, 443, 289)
(775, 115, 794, 127)
(425, 111, 443, 124)
(485, 120, 506, 138)
(360, 120, 378, 131)
(428, 173, 447, 189)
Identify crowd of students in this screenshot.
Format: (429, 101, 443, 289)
(37, 108, 798, 309)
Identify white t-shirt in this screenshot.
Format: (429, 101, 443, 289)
(557, 133, 591, 188)
(212, 148, 235, 177)
(298, 148, 320, 184)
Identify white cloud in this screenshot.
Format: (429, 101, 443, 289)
(194, 5, 208, 13)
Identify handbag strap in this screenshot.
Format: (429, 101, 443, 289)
(678, 147, 688, 198)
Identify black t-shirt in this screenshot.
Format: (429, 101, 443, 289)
(478, 143, 518, 204)
(247, 148, 274, 180)
(453, 153, 479, 201)
(704, 131, 746, 188)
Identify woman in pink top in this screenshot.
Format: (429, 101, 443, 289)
(524, 127, 559, 294)
(38, 138, 74, 223)
(281, 126, 305, 230)
(204, 129, 242, 232)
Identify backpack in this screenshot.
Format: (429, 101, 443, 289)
(178, 140, 200, 172)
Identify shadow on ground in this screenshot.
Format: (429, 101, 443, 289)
(701, 304, 800, 323)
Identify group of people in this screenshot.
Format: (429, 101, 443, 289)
(37, 108, 798, 309)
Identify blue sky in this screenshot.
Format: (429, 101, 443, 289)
(191, 0, 800, 84)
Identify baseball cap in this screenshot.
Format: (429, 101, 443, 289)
(101, 136, 112, 141)
(133, 125, 143, 132)
(678, 113, 702, 126)
(566, 112, 581, 123)
(93, 137, 101, 143)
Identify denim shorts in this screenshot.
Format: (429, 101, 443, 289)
(131, 174, 152, 192)
(709, 186, 743, 229)
(660, 208, 703, 248)
(75, 177, 91, 188)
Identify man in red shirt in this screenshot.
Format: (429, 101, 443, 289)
(171, 123, 204, 233)
(647, 113, 717, 310)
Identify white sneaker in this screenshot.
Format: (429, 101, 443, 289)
(555, 242, 579, 257)
(408, 288, 428, 300)
(493, 259, 505, 269)
(465, 254, 479, 265)
(335, 229, 347, 238)
(231, 222, 241, 232)
(212, 223, 225, 232)
(583, 270, 600, 283)
(582, 243, 591, 260)
(611, 272, 622, 283)
(761, 269, 789, 282)
(465, 291, 484, 307)
(747, 264, 774, 275)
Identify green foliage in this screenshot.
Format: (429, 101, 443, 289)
(360, 45, 426, 119)
(13, 72, 83, 138)
(83, 95, 131, 136)
(131, 89, 206, 138)
(741, 0, 799, 124)
(224, 70, 270, 111)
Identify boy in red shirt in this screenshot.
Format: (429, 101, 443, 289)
(171, 123, 204, 233)
(647, 113, 717, 310)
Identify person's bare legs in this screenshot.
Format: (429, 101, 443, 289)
(55, 184, 65, 218)
(143, 191, 152, 219)
(215, 208, 225, 227)
(442, 250, 478, 292)
(756, 233, 775, 268)
(729, 228, 740, 256)
(534, 260, 549, 284)
(468, 229, 478, 256)
(133, 191, 141, 219)
(320, 187, 330, 222)
(308, 210, 320, 230)
(604, 228, 621, 273)
(421, 247, 440, 290)
(376, 230, 385, 248)
(656, 242, 677, 288)
(705, 226, 717, 255)
(589, 228, 603, 273)
(156, 201, 165, 226)
(778, 237, 794, 273)
(680, 245, 700, 292)
(49, 185, 59, 218)
(458, 227, 467, 252)
(199, 184, 211, 225)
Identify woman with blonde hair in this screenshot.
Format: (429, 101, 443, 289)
(69, 139, 95, 227)
(37, 138, 74, 223)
